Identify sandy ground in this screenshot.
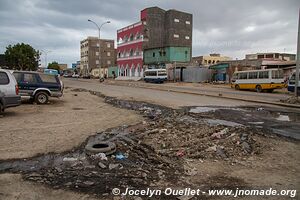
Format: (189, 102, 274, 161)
(0, 174, 101, 200)
(0, 86, 299, 200)
(0, 88, 141, 160)
(0, 88, 141, 200)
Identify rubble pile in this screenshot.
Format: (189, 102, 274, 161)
(0, 89, 283, 198)
(101, 97, 265, 161)
(280, 96, 300, 104)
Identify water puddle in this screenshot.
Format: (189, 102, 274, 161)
(189, 107, 218, 113)
(248, 122, 264, 125)
(205, 119, 243, 127)
(276, 115, 290, 122)
(189, 107, 245, 113)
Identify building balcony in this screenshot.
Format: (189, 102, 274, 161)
(117, 37, 148, 47)
(117, 55, 143, 61)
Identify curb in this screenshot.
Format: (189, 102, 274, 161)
(105, 82, 300, 109)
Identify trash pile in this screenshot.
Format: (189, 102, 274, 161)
(0, 89, 283, 198)
(280, 96, 300, 104)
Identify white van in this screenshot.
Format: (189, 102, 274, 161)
(0, 69, 21, 113)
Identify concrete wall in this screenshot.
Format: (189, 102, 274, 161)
(144, 47, 191, 64)
(142, 7, 192, 54)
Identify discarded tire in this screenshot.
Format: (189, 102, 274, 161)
(85, 141, 116, 155)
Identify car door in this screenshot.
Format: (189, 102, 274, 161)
(21, 73, 39, 96)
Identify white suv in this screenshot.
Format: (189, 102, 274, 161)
(0, 69, 21, 113)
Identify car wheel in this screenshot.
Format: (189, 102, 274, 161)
(35, 92, 49, 104)
(256, 85, 262, 93)
(235, 84, 240, 90)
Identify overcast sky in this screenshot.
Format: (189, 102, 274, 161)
(0, 0, 299, 67)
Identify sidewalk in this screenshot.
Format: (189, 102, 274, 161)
(103, 80, 300, 109)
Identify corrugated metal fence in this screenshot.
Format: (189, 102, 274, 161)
(183, 67, 212, 82)
(168, 67, 212, 82)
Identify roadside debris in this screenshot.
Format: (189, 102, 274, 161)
(1, 89, 291, 198)
(280, 96, 300, 104)
(211, 128, 229, 139)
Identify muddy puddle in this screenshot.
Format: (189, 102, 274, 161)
(0, 88, 299, 198)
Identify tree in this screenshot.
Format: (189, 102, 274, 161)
(48, 61, 60, 71)
(4, 43, 40, 71)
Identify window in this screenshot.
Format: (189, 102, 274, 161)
(136, 32, 140, 40)
(39, 74, 57, 83)
(153, 52, 155, 57)
(174, 18, 180, 22)
(107, 52, 111, 56)
(24, 73, 37, 83)
(272, 70, 284, 79)
(130, 34, 134, 41)
(118, 52, 121, 58)
(185, 36, 190, 40)
(248, 72, 258, 79)
(107, 60, 111, 65)
(13, 72, 22, 82)
(96, 60, 99, 64)
(158, 71, 167, 76)
(259, 71, 269, 79)
(0, 72, 9, 85)
(130, 49, 134, 56)
(185, 21, 191, 25)
(238, 73, 248, 79)
(145, 71, 157, 76)
(96, 52, 99, 56)
(96, 43, 99, 47)
(174, 34, 179, 38)
(107, 43, 111, 48)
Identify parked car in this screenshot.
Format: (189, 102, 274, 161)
(0, 69, 21, 113)
(13, 71, 63, 104)
(72, 73, 80, 78)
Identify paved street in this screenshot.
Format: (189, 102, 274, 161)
(63, 78, 258, 107)
(63, 78, 298, 110)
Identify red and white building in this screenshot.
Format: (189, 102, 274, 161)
(117, 21, 145, 78)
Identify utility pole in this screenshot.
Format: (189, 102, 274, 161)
(295, 9, 300, 97)
(41, 50, 51, 68)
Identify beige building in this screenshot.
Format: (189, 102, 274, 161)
(245, 52, 296, 61)
(80, 37, 116, 77)
(192, 53, 231, 66)
(58, 64, 68, 71)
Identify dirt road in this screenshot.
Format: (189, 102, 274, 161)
(0, 88, 141, 200)
(0, 84, 299, 200)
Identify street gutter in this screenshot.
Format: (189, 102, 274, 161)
(104, 82, 300, 109)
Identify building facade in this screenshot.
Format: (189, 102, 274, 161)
(80, 37, 116, 77)
(245, 53, 296, 61)
(192, 54, 232, 66)
(117, 21, 145, 77)
(142, 7, 193, 68)
(58, 63, 68, 71)
(116, 7, 193, 78)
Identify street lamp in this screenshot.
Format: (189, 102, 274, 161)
(41, 50, 51, 68)
(88, 19, 110, 80)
